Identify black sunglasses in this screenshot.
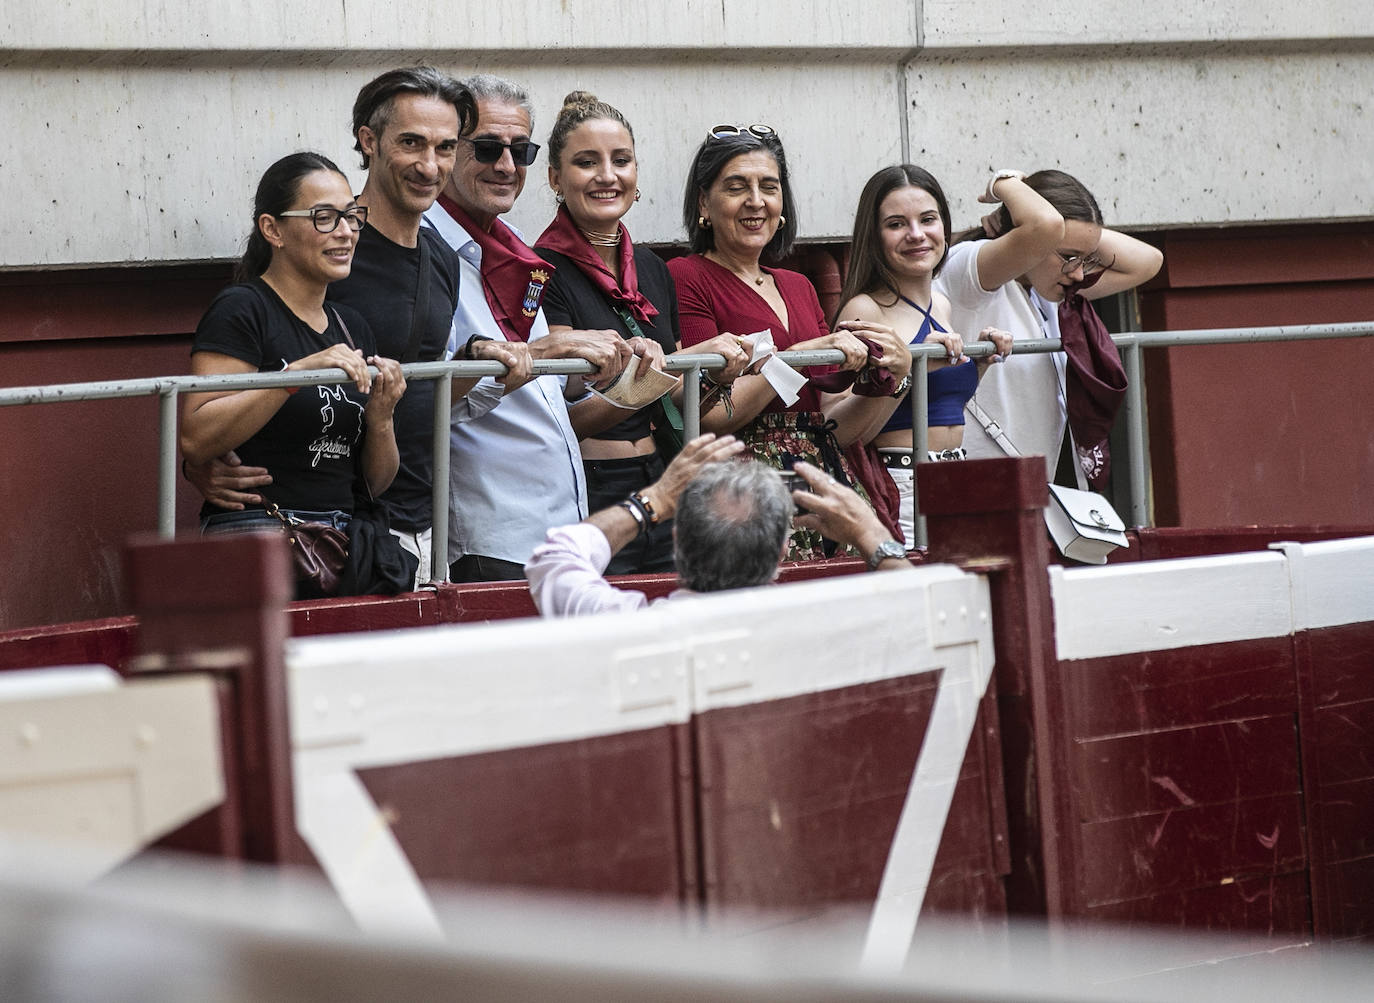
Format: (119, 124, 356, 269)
(461, 136, 541, 166)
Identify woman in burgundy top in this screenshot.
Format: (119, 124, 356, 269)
(668, 125, 911, 560)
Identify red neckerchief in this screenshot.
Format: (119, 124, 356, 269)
(436, 193, 552, 342)
(1059, 272, 1127, 490)
(534, 204, 658, 324)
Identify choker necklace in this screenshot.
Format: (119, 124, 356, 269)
(579, 225, 621, 247)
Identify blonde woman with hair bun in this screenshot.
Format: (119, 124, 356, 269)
(535, 91, 749, 574)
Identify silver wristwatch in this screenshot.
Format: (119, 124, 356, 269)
(867, 539, 906, 570)
(889, 373, 913, 398)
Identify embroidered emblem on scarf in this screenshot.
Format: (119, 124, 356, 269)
(522, 269, 550, 317)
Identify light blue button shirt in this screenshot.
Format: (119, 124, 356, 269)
(423, 204, 588, 566)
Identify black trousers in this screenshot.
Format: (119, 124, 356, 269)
(584, 452, 676, 575)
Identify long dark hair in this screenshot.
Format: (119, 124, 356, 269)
(836, 165, 951, 322)
(953, 168, 1102, 245)
(680, 130, 798, 263)
(234, 152, 346, 284)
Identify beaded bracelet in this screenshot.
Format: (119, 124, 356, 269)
(700, 371, 734, 419)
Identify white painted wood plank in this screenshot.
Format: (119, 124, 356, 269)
(1051, 552, 1293, 661)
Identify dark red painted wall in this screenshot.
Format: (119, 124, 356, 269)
(1137, 222, 1374, 528)
(0, 266, 230, 631)
(2, 223, 1371, 630)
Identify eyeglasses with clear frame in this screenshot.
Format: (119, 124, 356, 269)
(1056, 250, 1107, 276)
(460, 137, 541, 166)
(706, 123, 777, 143)
(276, 206, 369, 233)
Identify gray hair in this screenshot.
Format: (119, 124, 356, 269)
(674, 461, 793, 593)
(459, 73, 535, 131)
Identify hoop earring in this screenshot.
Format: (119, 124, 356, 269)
(698, 215, 711, 229)
(634, 188, 641, 202)
(779, 215, 787, 226)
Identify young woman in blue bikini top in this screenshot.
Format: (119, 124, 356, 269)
(834, 164, 1011, 460)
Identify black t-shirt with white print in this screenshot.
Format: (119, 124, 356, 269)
(191, 278, 377, 521)
(329, 224, 462, 533)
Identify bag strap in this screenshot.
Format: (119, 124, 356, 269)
(329, 307, 358, 351)
(403, 231, 432, 364)
(965, 396, 1022, 457)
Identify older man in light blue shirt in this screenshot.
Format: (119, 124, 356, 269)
(424, 73, 629, 581)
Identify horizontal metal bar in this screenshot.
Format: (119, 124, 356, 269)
(6, 322, 1369, 409)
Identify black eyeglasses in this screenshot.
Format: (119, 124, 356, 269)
(276, 206, 368, 233)
(707, 123, 777, 142)
(461, 137, 541, 166)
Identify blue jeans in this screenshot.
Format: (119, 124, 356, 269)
(201, 508, 351, 535)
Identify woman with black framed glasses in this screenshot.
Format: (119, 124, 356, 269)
(937, 169, 1162, 486)
(180, 151, 406, 596)
(668, 125, 911, 561)
(533, 92, 752, 574)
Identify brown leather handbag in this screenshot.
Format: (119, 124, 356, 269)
(262, 498, 348, 596)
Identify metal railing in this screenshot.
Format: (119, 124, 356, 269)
(2, 322, 1371, 572)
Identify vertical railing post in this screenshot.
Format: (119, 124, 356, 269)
(158, 386, 178, 539)
(682, 364, 701, 441)
(1121, 339, 1150, 527)
(431, 373, 452, 584)
(909, 349, 929, 549)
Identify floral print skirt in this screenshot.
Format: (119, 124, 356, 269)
(737, 410, 872, 562)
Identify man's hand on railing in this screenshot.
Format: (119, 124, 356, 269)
(183, 450, 272, 510)
(531, 328, 632, 389)
(470, 339, 535, 393)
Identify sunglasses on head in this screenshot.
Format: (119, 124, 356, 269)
(706, 123, 777, 143)
(461, 136, 541, 166)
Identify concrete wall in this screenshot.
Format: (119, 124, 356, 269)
(1, 1, 1370, 268)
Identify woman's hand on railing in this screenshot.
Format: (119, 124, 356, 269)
(627, 336, 668, 381)
(183, 450, 272, 510)
(287, 345, 371, 393)
(836, 320, 913, 380)
(363, 356, 406, 421)
(925, 330, 968, 367)
(796, 330, 869, 372)
(686, 334, 752, 383)
(975, 327, 1013, 366)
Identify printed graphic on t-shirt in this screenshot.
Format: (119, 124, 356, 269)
(309, 384, 364, 468)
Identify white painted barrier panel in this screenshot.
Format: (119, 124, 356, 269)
(1270, 536, 1374, 631)
(1050, 552, 1293, 661)
(0, 668, 224, 884)
(1051, 536, 1374, 661)
(288, 564, 994, 960)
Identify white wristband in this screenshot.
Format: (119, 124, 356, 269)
(984, 169, 1026, 202)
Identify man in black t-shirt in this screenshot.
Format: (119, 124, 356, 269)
(187, 67, 532, 587)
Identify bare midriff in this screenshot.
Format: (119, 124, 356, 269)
(578, 434, 656, 460)
(874, 425, 964, 453)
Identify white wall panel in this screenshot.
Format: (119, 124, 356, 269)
(904, 50, 1374, 229)
(5, 62, 900, 266)
(922, 0, 1373, 47)
(0, 1, 918, 53)
(1, 1, 1369, 267)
